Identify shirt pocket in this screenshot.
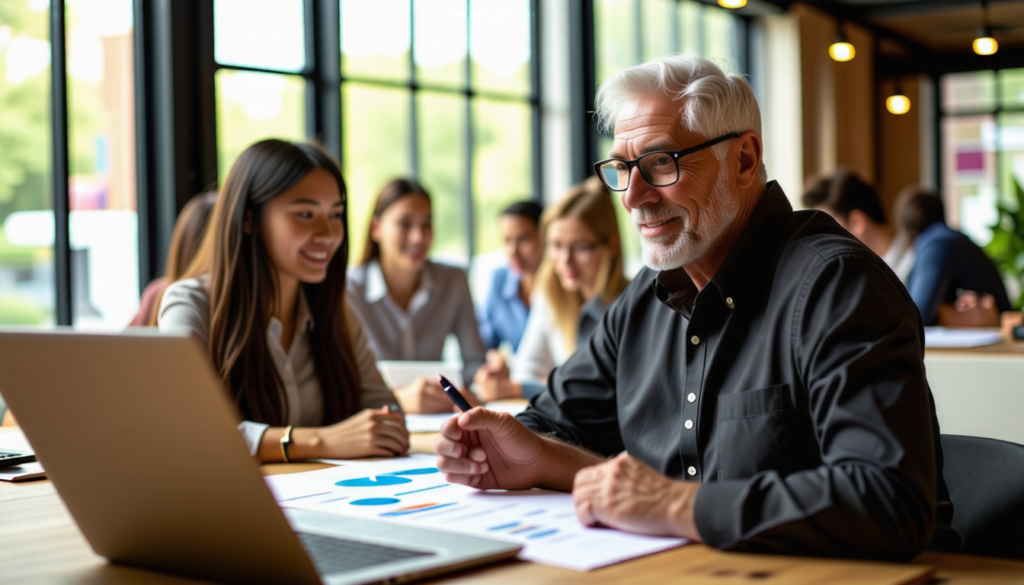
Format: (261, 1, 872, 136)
(716, 384, 791, 481)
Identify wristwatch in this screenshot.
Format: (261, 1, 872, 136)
(280, 425, 294, 463)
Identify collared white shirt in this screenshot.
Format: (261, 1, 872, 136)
(346, 260, 486, 384)
(158, 276, 395, 454)
(511, 292, 609, 387)
(883, 231, 915, 284)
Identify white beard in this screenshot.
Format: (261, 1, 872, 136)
(632, 165, 737, 271)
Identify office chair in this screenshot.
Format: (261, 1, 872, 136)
(941, 434, 1024, 560)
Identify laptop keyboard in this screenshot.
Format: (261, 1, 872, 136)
(296, 531, 434, 576)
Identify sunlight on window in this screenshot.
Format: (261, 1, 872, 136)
(214, 0, 305, 72)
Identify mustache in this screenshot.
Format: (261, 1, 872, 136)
(631, 204, 687, 225)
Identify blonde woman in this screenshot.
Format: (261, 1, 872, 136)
(475, 178, 629, 400)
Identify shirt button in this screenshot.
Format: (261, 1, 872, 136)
(726, 297, 735, 309)
(690, 335, 700, 345)
(684, 419, 694, 430)
(687, 466, 697, 477)
(687, 392, 696, 403)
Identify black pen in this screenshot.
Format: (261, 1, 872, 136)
(438, 375, 472, 412)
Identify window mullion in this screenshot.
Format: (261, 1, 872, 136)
(409, 0, 419, 176)
(50, 0, 73, 326)
(463, 0, 475, 261)
(530, 0, 543, 204)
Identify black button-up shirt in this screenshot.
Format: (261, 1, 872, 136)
(518, 181, 958, 560)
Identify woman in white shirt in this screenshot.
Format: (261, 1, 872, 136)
(347, 178, 485, 414)
(475, 178, 630, 400)
(159, 139, 407, 462)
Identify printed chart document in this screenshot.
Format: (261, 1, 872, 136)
(404, 400, 529, 434)
(266, 455, 687, 571)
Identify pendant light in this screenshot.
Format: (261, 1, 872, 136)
(829, 20, 856, 62)
(886, 79, 911, 115)
(718, 0, 747, 8)
(973, 0, 998, 55)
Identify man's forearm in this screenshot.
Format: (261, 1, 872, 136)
(535, 434, 607, 491)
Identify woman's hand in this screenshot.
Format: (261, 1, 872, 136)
(307, 408, 409, 459)
(394, 377, 452, 413)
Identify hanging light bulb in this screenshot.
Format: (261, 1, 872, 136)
(829, 22, 855, 62)
(718, 0, 747, 8)
(973, 1, 998, 55)
(886, 79, 911, 115)
(973, 26, 999, 55)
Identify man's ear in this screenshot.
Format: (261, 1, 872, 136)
(846, 209, 869, 238)
(243, 210, 253, 235)
(734, 130, 763, 190)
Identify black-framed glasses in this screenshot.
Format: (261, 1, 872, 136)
(593, 132, 741, 192)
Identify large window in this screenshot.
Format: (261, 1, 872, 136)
(0, 0, 137, 329)
(340, 0, 536, 266)
(940, 70, 1024, 246)
(211, 0, 538, 271)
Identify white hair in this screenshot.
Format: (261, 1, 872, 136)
(595, 54, 767, 183)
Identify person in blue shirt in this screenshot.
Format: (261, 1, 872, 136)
(477, 201, 544, 352)
(901, 187, 1011, 325)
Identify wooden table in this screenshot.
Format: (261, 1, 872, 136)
(3, 427, 1024, 585)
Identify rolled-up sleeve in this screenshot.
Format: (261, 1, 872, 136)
(694, 253, 938, 560)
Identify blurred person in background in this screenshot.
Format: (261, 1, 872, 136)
(476, 200, 544, 353)
(475, 178, 629, 401)
(900, 187, 1010, 326)
(128, 191, 218, 327)
(802, 169, 915, 283)
(347, 178, 484, 413)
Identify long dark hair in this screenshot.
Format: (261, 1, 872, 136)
(360, 178, 430, 265)
(181, 139, 360, 426)
(147, 190, 218, 325)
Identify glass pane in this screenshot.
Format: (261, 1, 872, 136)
(418, 91, 466, 263)
(678, 0, 702, 55)
(641, 0, 674, 62)
(470, 0, 530, 96)
(214, 0, 305, 72)
(998, 112, 1024, 213)
(941, 115, 998, 246)
(215, 70, 306, 182)
(999, 68, 1024, 109)
(472, 99, 531, 257)
(941, 71, 996, 113)
(703, 6, 735, 66)
(65, 0, 138, 329)
(414, 0, 466, 88)
(594, 0, 637, 85)
(342, 83, 411, 263)
(341, 0, 410, 82)
(0, 0, 54, 326)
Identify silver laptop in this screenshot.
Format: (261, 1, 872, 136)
(0, 329, 519, 585)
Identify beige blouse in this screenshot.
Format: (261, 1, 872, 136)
(158, 276, 396, 454)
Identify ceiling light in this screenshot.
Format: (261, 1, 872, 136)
(886, 80, 911, 115)
(829, 22, 855, 62)
(718, 0, 747, 8)
(973, 27, 998, 55)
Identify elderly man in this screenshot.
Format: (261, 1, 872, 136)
(436, 55, 958, 559)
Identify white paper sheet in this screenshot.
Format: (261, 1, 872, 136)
(403, 401, 529, 433)
(265, 455, 686, 571)
(924, 327, 1002, 348)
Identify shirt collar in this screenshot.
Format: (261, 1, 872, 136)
(501, 268, 522, 300)
(913, 222, 947, 252)
(364, 258, 436, 305)
(267, 287, 315, 343)
(654, 181, 793, 317)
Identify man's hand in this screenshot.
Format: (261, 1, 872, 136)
(573, 453, 703, 540)
(435, 408, 546, 490)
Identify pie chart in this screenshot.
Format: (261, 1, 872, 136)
(336, 476, 412, 487)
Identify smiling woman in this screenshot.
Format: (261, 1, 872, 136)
(156, 139, 408, 463)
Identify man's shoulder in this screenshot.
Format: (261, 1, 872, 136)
(784, 209, 886, 270)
